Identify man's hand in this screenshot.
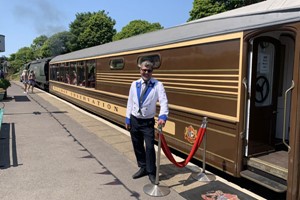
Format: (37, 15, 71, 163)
(157, 119, 166, 127)
(125, 124, 131, 131)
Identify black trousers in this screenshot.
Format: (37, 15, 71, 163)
(130, 115, 156, 175)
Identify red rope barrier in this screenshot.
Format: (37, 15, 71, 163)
(160, 127, 206, 168)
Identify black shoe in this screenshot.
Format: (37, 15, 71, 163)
(132, 168, 147, 179)
(148, 174, 156, 184)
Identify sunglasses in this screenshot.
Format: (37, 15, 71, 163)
(141, 69, 153, 73)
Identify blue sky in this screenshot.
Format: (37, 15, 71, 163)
(0, 0, 194, 57)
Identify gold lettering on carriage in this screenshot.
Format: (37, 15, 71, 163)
(52, 86, 126, 116)
(52, 86, 175, 135)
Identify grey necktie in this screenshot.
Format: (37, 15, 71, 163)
(140, 81, 149, 105)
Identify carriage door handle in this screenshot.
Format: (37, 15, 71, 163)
(283, 80, 294, 153)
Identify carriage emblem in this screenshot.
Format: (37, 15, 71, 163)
(184, 125, 197, 144)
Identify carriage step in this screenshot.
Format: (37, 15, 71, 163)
(247, 153, 288, 180)
(240, 170, 287, 193)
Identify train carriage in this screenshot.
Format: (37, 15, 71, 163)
(49, 1, 300, 199)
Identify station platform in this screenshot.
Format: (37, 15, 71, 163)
(0, 82, 264, 200)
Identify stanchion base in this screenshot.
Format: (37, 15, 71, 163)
(192, 172, 216, 182)
(143, 183, 170, 197)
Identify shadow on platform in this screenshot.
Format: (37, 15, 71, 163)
(0, 123, 19, 169)
(14, 95, 31, 102)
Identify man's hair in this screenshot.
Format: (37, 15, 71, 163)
(140, 60, 154, 69)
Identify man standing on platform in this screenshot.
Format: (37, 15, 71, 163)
(125, 60, 169, 184)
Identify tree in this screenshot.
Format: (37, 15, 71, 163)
(69, 10, 116, 51)
(219, 0, 264, 10)
(31, 35, 48, 59)
(40, 31, 73, 57)
(8, 47, 34, 74)
(113, 20, 163, 41)
(188, 0, 226, 21)
(188, 0, 264, 21)
(14, 47, 34, 63)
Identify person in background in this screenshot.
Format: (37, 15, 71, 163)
(72, 71, 77, 85)
(0, 68, 4, 79)
(28, 70, 36, 93)
(65, 72, 70, 84)
(21, 69, 29, 93)
(56, 71, 61, 81)
(125, 60, 169, 184)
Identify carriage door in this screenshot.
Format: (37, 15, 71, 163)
(248, 37, 281, 156)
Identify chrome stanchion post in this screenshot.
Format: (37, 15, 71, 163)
(192, 117, 216, 182)
(143, 124, 170, 197)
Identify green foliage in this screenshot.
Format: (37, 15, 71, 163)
(14, 47, 34, 62)
(113, 20, 163, 41)
(188, 0, 226, 21)
(69, 10, 116, 51)
(31, 35, 48, 59)
(7, 47, 34, 75)
(40, 31, 73, 57)
(219, 0, 264, 10)
(188, 0, 264, 21)
(0, 78, 11, 89)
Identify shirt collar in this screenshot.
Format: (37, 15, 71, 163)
(141, 78, 151, 84)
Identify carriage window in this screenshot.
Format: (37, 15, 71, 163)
(58, 63, 65, 82)
(69, 62, 77, 85)
(77, 61, 85, 87)
(110, 58, 124, 69)
(87, 60, 96, 88)
(137, 55, 161, 69)
(50, 64, 58, 81)
(62, 63, 67, 83)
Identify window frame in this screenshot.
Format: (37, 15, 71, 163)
(137, 54, 161, 69)
(109, 58, 124, 70)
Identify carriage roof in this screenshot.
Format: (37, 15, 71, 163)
(50, 0, 300, 63)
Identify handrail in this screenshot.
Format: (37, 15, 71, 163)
(283, 80, 294, 153)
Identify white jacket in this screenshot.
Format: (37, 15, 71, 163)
(125, 78, 168, 124)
